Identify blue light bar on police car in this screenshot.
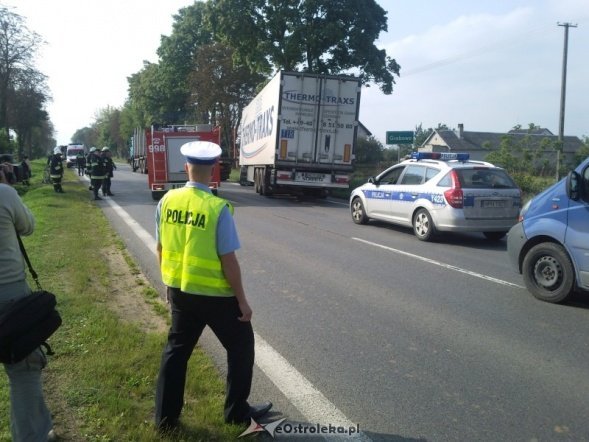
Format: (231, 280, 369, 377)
(411, 152, 470, 161)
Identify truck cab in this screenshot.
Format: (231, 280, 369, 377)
(507, 157, 589, 303)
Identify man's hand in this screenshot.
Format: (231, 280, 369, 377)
(238, 299, 252, 322)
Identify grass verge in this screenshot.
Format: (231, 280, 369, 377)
(0, 161, 245, 441)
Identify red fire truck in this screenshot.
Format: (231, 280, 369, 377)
(131, 125, 222, 200)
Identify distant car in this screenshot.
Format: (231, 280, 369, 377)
(507, 156, 589, 303)
(349, 152, 521, 241)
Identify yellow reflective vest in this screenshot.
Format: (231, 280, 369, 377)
(159, 187, 234, 296)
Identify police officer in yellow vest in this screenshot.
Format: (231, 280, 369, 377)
(154, 141, 271, 431)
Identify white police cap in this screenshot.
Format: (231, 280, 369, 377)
(53, 147, 62, 155)
(180, 141, 221, 165)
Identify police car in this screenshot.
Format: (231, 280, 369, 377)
(350, 152, 521, 241)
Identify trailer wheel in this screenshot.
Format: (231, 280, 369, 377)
(239, 167, 249, 186)
(260, 169, 273, 196)
(254, 169, 260, 193)
(151, 191, 164, 201)
(259, 170, 266, 195)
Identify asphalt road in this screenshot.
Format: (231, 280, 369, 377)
(98, 164, 589, 441)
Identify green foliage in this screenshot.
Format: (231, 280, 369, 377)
(354, 135, 383, 163)
(187, 42, 265, 154)
(573, 138, 589, 167)
(210, 0, 400, 93)
(0, 7, 52, 156)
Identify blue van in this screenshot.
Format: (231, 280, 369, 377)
(507, 157, 589, 303)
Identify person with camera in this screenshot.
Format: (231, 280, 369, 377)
(0, 182, 55, 441)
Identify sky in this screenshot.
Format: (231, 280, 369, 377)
(3, 0, 589, 147)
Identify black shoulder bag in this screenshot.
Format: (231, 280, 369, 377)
(0, 234, 62, 364)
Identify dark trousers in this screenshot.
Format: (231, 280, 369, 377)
(51, 177, 63, 193)
(77, 165, 84, 176)
(102, 177, 112, 195)
(155, 288, 254, 427)
(91, 178, 103, 198)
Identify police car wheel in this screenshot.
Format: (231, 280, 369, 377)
(522, 242, 574, 303)
(413, 209, 435, 241)
(351, 197, 368, 225)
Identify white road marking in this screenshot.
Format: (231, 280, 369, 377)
(352, 237, 525, 289)
(102, 195, 372, 441)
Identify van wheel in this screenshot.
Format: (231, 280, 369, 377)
(413, 209, 435, 241)
(522, 242, 574, 303)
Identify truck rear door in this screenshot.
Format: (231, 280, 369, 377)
(279, 74, 358, 167)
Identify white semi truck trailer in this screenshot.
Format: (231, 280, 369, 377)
(239, 71, 362, 197)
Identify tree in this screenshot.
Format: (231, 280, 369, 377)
(574, 137, 589, 167)
(187, 42, 265, 156)
(93, 106, 124, 156)
(154, 2, 214, 124)
(354, 135, 382, 163)
(0, 7, 44, 138)
(72, 126, 98, 149)
(8, 68, 50, 157)
(127, 62, 171, 125)
(210, 0, 400, 93)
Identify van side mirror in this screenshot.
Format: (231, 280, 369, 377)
(566, 171, 580, 201)
(368, 176, 376, 185)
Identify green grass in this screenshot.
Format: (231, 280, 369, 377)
(0, 162, 245, 441)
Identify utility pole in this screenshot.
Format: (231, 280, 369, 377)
(556, 22, 577, 181)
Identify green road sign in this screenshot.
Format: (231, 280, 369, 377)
(386, 131, 414, 144)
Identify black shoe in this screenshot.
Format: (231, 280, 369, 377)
(89, 186, 93, 191)
(107, 192, 114, 196)
(227, 401, 273, 424)
(94, 196, 102, 200)
(156, 417, 179, 434)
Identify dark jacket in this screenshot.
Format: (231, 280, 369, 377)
(103, 155, 116, 178)
(49, 154, 64, 178)
(88, 152, 106, 178)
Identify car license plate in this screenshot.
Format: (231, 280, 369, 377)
(482, 200, 505, 208)
(299, 172, 325, 182)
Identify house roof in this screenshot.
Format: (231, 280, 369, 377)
(358, 121, 372, 137)
(423, 128, 583, 154)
